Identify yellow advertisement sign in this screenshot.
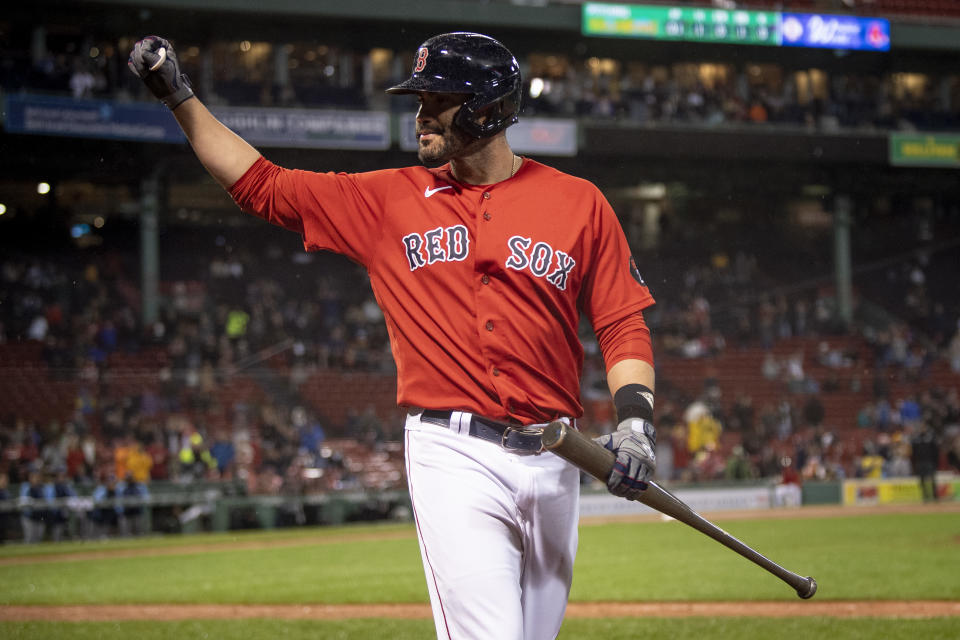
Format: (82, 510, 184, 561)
(889, 133, 960, 167)
(842, 476, 958, 505)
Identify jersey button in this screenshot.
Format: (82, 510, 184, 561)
(481, 274, 490, 285)
(492, 367, 500, 376)
(485, 320, 494, 331)
(483, 192, 491, 200)
(483, 212, 491, 221)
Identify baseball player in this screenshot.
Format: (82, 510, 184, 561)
(129, 32, 657, 640)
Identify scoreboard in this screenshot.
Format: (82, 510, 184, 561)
(584, 4, 779, 46)
(583, 3, 890, 51)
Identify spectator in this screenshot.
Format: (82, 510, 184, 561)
(761, 352, 780, 380)
(48, 468, 77, 542)
(210, 429, 236, 477)
(747, 99, 768, 123)
(886, 435, 912, 478)
(800, 444, 827, 481)
(178, 432, 217, 481)
(784, 351, 807, 392)
(873, 397, 896, 432)
(80, 433, 99, 479)
(730, 392, 755, 433)
(19, 469, 50, 543)
(125, 439, 154, 484)
(724, 445, 755, 480)
(856, 442, 885, 479)
(118, 472, 150, 536)
(899, 395, 922, 428)
(910, 423, 940, 502)
(802, 394, 825, 429)
(775, 398, 796, 441)
(294, 408, 325, 460)
(64, 434, 87, 482)
(947, 433, 960, 473)
(27, 314, 49, 341)
(113, 435, 134, 481)
(69, 60, 96, 98)
(0, 473, 10, 543)
(685, 400, 722, 456)
(90, 473, 122, 538)
(145, 432, 170, 480)
(948, 326, 960, 374)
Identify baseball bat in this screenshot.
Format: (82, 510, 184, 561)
(542, 421, 817, 599)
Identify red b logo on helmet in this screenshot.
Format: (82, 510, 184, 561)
(414, 47, 429, 73)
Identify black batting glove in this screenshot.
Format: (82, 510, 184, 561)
(128, 35, 195, 110)
(593, 418, 656, 501)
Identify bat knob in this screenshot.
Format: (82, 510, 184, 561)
(149, 47, 167, 72)
(796, 577, 817, 599)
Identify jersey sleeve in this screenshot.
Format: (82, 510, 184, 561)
(580, 190, 655, 330)
(229, 157, 386, 265)
(594, 311, 654, 370)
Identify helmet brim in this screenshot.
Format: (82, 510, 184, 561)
(385, 75, 474, 95)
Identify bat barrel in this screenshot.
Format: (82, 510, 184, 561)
(796, 577, 818, 599)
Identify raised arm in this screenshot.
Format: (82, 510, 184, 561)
(128, 36, 260, 189)
(171, 99, 261, 189)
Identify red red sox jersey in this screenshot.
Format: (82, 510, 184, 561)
(230, 156, 654, 425)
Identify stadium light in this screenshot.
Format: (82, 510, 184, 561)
(530, 78, 545, 99)
(37, 182, 51, 195)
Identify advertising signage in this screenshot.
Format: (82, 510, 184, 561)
(3, 94, 392, 150)
(583, 3, 890, 52)
(781, 13, 890, 51)
(889, 133, 960, 167)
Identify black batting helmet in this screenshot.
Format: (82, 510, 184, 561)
(386, 32, 522, 139)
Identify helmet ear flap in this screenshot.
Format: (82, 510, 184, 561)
(453, 99, 487, 139)
(453, 75, 522, 139)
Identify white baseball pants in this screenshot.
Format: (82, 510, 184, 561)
(404, 412, 581, 640)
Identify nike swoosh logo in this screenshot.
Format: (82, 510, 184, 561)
(424, 185, 453, 198)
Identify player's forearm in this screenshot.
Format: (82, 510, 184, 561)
(606, 358, 655, 396)
(172, 99, 261, 190)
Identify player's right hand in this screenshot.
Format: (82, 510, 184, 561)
(128, 36, 195, 110)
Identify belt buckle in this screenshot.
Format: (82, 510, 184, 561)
(501, 425, 545, 453)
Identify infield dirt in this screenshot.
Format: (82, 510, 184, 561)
(2, 601, 960, 621)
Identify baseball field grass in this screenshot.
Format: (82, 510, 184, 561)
(1, 504, 958, 639)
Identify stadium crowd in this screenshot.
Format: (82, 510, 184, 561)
(2, 213, 959, 517)
(0, 235, 395, 485)
(3, 29, 959, 133)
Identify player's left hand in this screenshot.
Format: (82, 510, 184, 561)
(593, 418, 656, 500)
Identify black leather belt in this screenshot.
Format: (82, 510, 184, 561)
(419, 409, 545, 452)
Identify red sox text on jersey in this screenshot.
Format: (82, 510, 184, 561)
(402, 226, 577, 291)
